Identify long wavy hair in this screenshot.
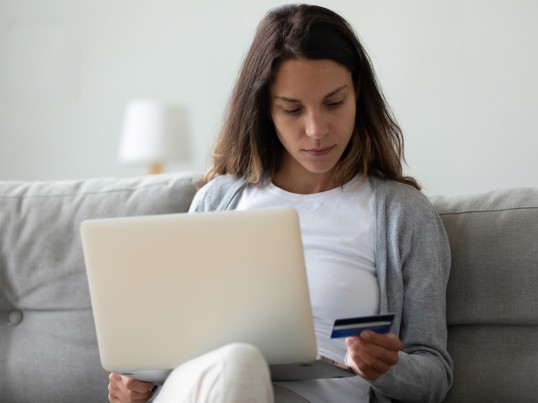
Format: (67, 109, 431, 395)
(205, 4, 420, 190)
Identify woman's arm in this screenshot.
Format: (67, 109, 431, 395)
(369, 180, 453, 403)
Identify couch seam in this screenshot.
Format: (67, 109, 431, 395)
(0, 179, 194, 200)
(438, 206, 537, 216)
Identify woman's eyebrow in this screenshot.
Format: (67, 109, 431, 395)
(272, 95, 301, 103)
(324, 84, 349, 98)
(272, 84, 349, 103)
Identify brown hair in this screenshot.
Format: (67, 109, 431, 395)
(205, 4, 420, 190)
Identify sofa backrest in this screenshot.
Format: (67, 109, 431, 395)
(433, 188, 538, 402)
(0, 173, 199, 403)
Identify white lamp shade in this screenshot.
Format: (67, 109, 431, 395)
(118, 99, 189, 165)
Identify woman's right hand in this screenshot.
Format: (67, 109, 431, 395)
(108, 372, 155, 403)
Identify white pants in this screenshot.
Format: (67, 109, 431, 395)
(153, 343, 274, 403)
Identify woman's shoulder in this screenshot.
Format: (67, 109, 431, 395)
(370, 176, 427, 202)
(189, 175, 246, 212)
(369, 176, 437, 219)
(370, 177, 448, 250)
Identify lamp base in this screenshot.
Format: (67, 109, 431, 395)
(148, 162, 163, 175)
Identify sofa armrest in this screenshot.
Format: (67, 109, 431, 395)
(432, 187, 538, 402)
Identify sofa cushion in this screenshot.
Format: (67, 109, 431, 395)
(433, 187, 538, 326)
(0, 173, 199, 403)
(432, 188, 538, 402)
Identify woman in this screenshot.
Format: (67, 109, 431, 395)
(109, 4, 452, 403)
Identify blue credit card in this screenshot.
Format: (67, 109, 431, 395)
(330, 313, 395, 339)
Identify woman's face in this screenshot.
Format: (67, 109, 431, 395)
(269, 58, 356, 193)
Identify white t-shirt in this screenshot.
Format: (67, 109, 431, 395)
(236, 175, 378, 402)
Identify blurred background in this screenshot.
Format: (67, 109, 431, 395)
(0, 0, 536, 195)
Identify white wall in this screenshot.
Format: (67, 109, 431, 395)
(1, 0, 536, 195)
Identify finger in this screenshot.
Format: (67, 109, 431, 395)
(346, 333, 400, 364)
(121, 375, 155, 394)
(346, 336, 400, 380)
(109, 372, 122, 383)
(357, 334, 400, 366)
(108, 373, 123, 402)
(113, 388, 152, 403)
(360, 331, 402, 352)
(348, 345, 391, 378)
(118, 384, 153, 402)
(108, 374, 153, 402)
(346, 351, 383, 380)
(108, 379, 122, 402)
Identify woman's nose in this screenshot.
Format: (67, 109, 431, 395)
(304, 111, 329, 139)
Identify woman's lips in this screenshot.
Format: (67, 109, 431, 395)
(303, 145, 335, 157)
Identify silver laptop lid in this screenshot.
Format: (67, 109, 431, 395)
(81, 207, 317, 380)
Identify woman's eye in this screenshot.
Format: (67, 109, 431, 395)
(284, 108, 301, 116)
(327, 100, 344, 109)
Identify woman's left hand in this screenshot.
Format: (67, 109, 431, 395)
(345, 331, 402, 381)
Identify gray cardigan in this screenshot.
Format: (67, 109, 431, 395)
(190, 175, 453, 403)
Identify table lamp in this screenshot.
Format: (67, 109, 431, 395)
(118, 99, 189, 174)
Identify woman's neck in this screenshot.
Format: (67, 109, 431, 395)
(271, 170, 339, 194)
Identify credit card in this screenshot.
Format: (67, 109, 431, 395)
(330, 313, 395, 339)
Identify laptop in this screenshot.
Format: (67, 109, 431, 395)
(80, 207, 355, 384)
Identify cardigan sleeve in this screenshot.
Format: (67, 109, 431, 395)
(188, 175, 246, 213)
(369, 180, 453, 403)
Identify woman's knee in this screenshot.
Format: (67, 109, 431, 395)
(156, 343, 272, 403)
(219, 343, 268, 370)
(218, 343, 273, 402)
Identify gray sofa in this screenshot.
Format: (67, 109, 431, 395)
(1, 173, 537, 402)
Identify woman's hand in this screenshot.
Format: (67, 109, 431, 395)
(108, 373, 155, 403)
(345, 331, 402, 381)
